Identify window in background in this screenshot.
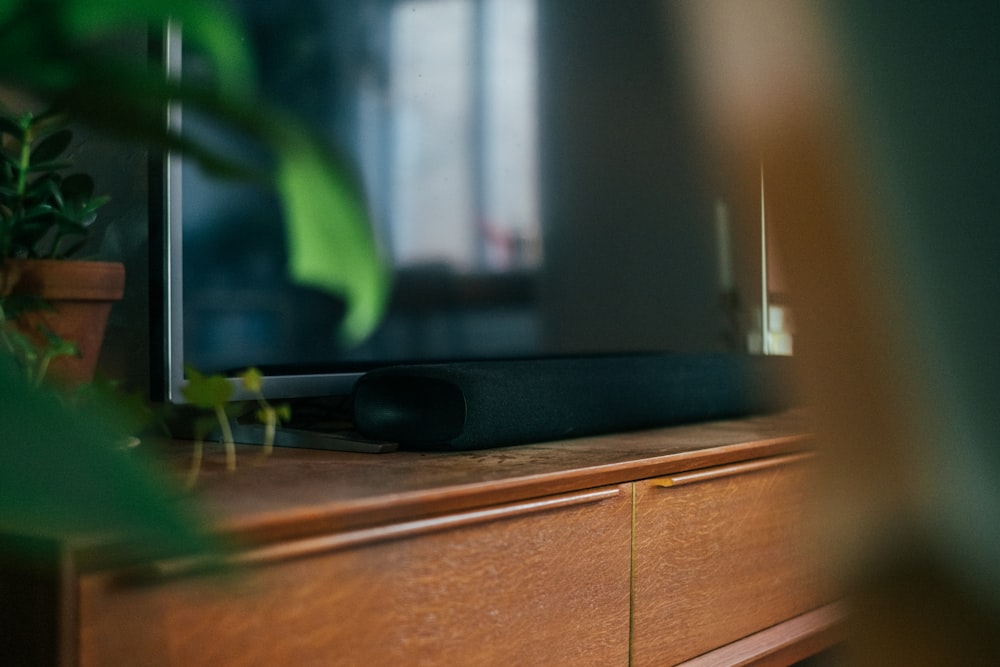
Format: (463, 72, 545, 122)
(357, 0, 540, 272)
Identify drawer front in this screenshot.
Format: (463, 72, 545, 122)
(631, 455, 828, 666)
(79, 486, 631, 667)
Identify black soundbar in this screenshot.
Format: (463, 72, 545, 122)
(352, 353, 795, 451)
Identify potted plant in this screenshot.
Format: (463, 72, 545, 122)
(0, 106, 124, 385)
(0, 0, 389, 566)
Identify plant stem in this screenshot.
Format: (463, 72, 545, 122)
(215, 404, 236, 472)
(253, 407, 276, 463)
(15, 115, 32, 216)
(34, 353, 52, 388)
(263, 409, 276, 457)
(0, 305, 11, 355)
(186, 437, 204, 489)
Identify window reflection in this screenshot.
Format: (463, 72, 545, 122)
(357, 0, 540, 271)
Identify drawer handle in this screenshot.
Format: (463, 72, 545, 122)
(651, 452, 812, 488)
(144, 486, 622, 580)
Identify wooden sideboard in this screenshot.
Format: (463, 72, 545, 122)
(2, 411, 841, 666)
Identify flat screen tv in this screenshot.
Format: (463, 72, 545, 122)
(152, 0, 726, 447)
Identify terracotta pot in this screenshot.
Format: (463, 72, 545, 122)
(2, 259, 126, 385)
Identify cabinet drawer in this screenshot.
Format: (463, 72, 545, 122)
(631, 455, 828, 666)
(78, 485, 631, 667)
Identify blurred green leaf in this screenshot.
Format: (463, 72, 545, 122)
(61, 0, 256, 100)
(2, 0, 389, 336)
(239, 367, 263, 394)
(0, 355, 214, 562)
(181, 365, 233, 409)
(25, 159, 72, 173)
(0, 0, 392, 567)
(40, 327, 78, 358)
(29, 127, 71, 164)
(277, 128, 390, 345)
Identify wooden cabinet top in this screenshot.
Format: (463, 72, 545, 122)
(1, 411, 810, 572)
(170, 411, 810, 546)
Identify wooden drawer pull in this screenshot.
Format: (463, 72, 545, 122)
(149, 486, 621, 579)
(651, 452, 812, 489)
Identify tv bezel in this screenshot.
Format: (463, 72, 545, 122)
(151, 23, 367, 405)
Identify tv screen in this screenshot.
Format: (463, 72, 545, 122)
(155, 0, 722, 412)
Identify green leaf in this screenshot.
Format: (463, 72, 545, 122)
(181, 365, 233, 408)
(4, 327, 39, 364)
(71, 378, 164, 443)
(0, 294, 50, 318)
(1, 0, 389, 343)
(28, 109, 72, 139)
(38, 175, 65, 208)
(26, 159, 73, 173)
(80, 194, 110, 214)
(54, 238, 86, 259)
(0, 354, 214, 563)
(239, 367, 263, 394)
(276, 128, 390, 345)
(22, 204, 56, 218)
(40, 327, 79, 359)
(30, 128, 72, 164)
(62, 0, 257, 100)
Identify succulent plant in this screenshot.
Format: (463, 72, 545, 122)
(0, 108, 109, 260)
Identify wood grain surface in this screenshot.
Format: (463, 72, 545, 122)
(631, 455, 830, 665)
(78, 486, 632, 666)
(4, 413, 826, 665)
(150, 411, 811, 554)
